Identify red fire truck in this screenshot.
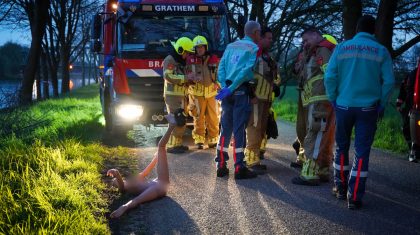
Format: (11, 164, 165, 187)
(91, 0, 230, 132)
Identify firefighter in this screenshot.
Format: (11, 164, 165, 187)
(215, 21, 260, 180)
(186, 35, 220, 149)
(396, 60, 420, 162)
(325, 15, 395, 209)
(291, 34, 338, 169)
(291, 27, 336, 186)
(163, 37, 195, 154)
(244, 27, 277, 172)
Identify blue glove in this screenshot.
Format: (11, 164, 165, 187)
(377, 105, 385, 119)
(215, 87, 232, 101)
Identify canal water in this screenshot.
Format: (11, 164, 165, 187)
(0, 76, 96, 108)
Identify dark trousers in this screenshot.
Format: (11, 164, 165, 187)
(333, 105, 378, 202)
(215, 85, 251, 173)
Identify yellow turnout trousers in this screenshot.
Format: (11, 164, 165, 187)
(301, 101, 335, 180)
(190, 95, 219, 145)
(295, 89, 308, 163)
(245, 100, 270, 166)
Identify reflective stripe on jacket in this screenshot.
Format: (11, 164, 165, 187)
(163, 55, 186, 96)
(254, 52, 277, 101)
(301, 40, 334, 106)
(186, 54, 218, 97)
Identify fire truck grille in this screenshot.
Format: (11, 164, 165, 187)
(126, 77, 164, 103)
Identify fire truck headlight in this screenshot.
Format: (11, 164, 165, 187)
(117, 104, 144, 120)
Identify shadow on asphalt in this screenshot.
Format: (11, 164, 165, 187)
(108, 196, 201, 235)
(234, 158, 420, 234)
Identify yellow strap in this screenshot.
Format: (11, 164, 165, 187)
(301, 74, 328, 106)
(164, 82, 186, 96)
(255, 75, 271, 100)
(254, 73, 271, 100)
(191, 83, 218, 98)
(166, 73, 185, 83)
(302, 95, 329, 106)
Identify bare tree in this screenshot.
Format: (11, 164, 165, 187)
(0, 0, 50, 105)
(376, 0, 399, 54)
(48, 0, 100, 94)
(43, 7, 60, 97)
(342, 0, 420, 58)
(390, 0, 420, 58)
(342, 0, 362, 39)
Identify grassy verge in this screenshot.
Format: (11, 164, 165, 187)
(273, 86, 406, 154)
(0, 85, 133, 234)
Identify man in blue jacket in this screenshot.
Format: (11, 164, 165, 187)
(325, 15, 395, 209)
(215, 21, 260, 180)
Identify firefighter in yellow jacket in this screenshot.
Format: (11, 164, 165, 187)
(291, 34, 337, 169)
(244, 27, 277, 171)
(163, 37, 194, 154)
(292, 28, 336, 185)
(186, 35, 220, 149)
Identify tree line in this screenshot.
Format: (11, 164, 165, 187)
(0, 0, 100, 104)
(0, 42, 28, 81)
(0, 0, 419, 105)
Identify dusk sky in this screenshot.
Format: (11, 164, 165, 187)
(0, 26, 31, 46)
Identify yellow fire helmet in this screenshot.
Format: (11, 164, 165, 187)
(193, 35, 208, 48)
(322, 34, 338, 45)
(172, 37, 195, 55)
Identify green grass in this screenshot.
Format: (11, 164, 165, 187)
(274, 86, 406, 154)
(0, 85, 133, 234)
(273, 86, 299, 123)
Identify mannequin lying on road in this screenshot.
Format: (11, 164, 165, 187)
(106, 114, 178, 218)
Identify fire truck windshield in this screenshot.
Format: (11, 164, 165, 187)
(118, 15, 228, 56)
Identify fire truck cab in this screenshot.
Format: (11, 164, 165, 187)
(91, 0, 229, 132)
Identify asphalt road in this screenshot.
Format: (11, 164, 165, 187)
(108, 120, 420, 235)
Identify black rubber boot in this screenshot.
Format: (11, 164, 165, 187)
(216, 166, 229, 177)
(332, 187, 347, 200)
(234, 167, 257, 180)
(348, 199, 362, 209)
